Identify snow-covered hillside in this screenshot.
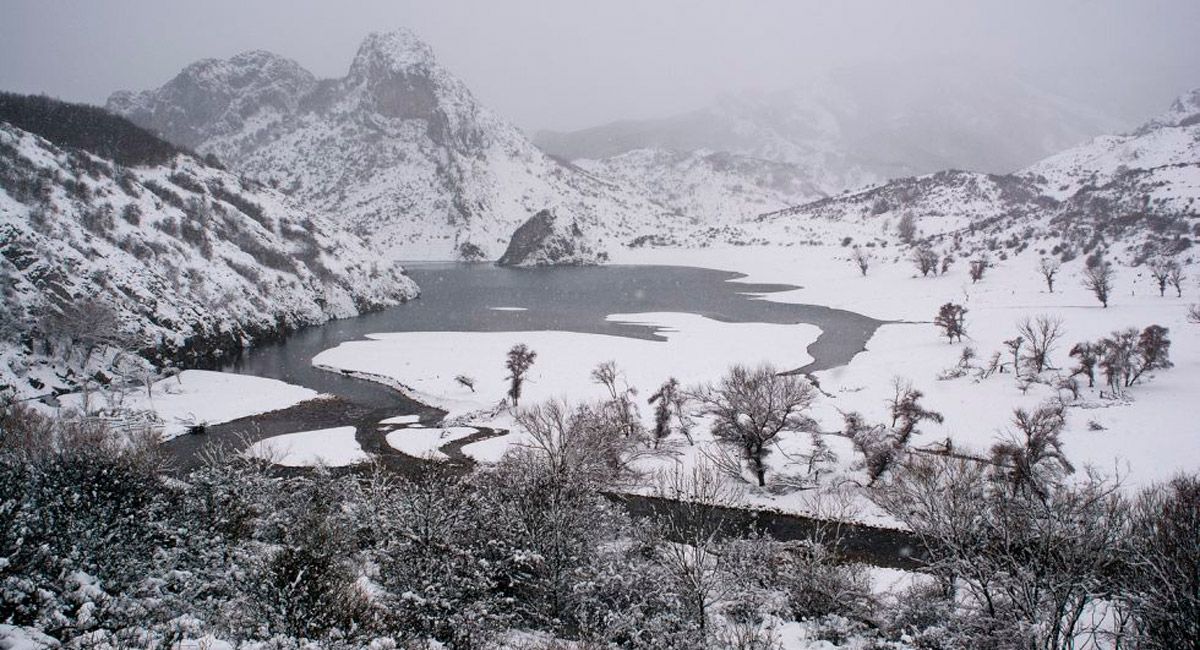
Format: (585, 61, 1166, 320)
(0, 107, 417, 398)
(109, 30, 687, 260)
(755, 89, 1200, 263)
(538, 65, 1122, 225)
(574, 148, 828, 224)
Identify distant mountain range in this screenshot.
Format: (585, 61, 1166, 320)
(107, 32, 1145, 252)
(750, 89, 1200, 263)
(536, 65, 1126, 220)
(108, 30, 684, 260)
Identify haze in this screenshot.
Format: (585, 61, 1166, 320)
(2, 0, 1199, 132)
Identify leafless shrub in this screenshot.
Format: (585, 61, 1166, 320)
(850, 246, 871, 276)
(513, 399, 640, 484)
(874, 455, 1130, 650)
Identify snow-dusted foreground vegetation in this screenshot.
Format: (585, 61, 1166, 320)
(1, 394, 1197, 649)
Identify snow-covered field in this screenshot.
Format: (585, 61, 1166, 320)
(309, 245, 1198, 524)
(58, 369, 320, 440)
(385, 426, 480, 460)
(243, 426, 369, 467)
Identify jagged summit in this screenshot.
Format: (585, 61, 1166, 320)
(349, 29, 439, 79)
(107, 49, 315, 150)
(108, 29, 680, 259)
(1141, 88, 1200, 131)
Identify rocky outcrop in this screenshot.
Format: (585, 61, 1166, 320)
(496, 209, 606, 267)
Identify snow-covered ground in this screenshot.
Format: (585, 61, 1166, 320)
(58, 369, 320, 440)
(309, 245, 1198, 524)
(384, 426, 480, 460)
(243, 426, 369, 467)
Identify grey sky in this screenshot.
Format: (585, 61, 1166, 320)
(2, 0, 1198, 132)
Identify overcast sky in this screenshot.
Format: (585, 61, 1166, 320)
(2, 0, 1198, 132)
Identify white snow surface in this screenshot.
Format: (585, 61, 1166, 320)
(385, 426, 478, 460)
(313, 311, 818, 422)
(243, 426, 369, 467)
(57, 370, 319, 440)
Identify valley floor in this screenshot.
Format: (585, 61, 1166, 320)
(149, 244, 1199, 529)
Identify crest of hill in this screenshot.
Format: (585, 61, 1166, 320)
(0, 92, 187, 167)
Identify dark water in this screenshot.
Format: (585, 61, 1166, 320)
(221, 263, 884, 408)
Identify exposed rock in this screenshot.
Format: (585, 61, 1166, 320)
(496, 209, 606, 267)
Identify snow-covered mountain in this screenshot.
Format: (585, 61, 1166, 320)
(537, 65, 1123, 224)
(754, 89, 1200, 263)
(108, 30, 683, 260)
(0, 94, 417, 397)
(573, 148, 827, 224)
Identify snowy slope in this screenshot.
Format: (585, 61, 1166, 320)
(109, 30, 686, 260)
(545, 66, 1120, 237)
(574, 148, 827, 224)
(0, 115, 417, 398)
(755, 89, 1200, 263)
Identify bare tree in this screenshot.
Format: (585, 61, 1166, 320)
(691, 364, 817, 487)
(1003, 336, 1024, 374)
(504, 344, 536, 407)
(1097, 325, 1173, 392)
(653, 461, 742, 636)
(1069, 342, 1099, 387)
(1148, 259, 1175, 297)
(38, 296, 130, 364)
(874, 456, 1130, 650)
(933, 302, 967, 343)
(1038, 257, 1062, 293)
(940, 253, 955, 276)
(590, 361, 642, 440)
(968, 255, 989, 283)
(990, 403, 1074, 498)
(649, 377, 690, 446)
(1167, 264, 1186, 298)
(850, 246, 871, 276)
(1082, 259, 1115, 308)
(887, 378, 944, 447)
(911, 245, 939, 277)
(1016, 315, 1065, 375)
(1190, 304, 1200, 324)
(513, 399, 636, 482)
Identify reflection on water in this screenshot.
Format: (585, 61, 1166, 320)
(222, 263, 883, 409)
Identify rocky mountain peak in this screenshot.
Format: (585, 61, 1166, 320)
(349, 29, 438, 81)
(1162, 88, 1200, 127)
(106, 49, 315, 151)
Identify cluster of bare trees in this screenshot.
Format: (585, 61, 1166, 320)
(1148, 257, 1186, 297)
(1069, 325, 1173, 395)
(875, 451, 1198, 650)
